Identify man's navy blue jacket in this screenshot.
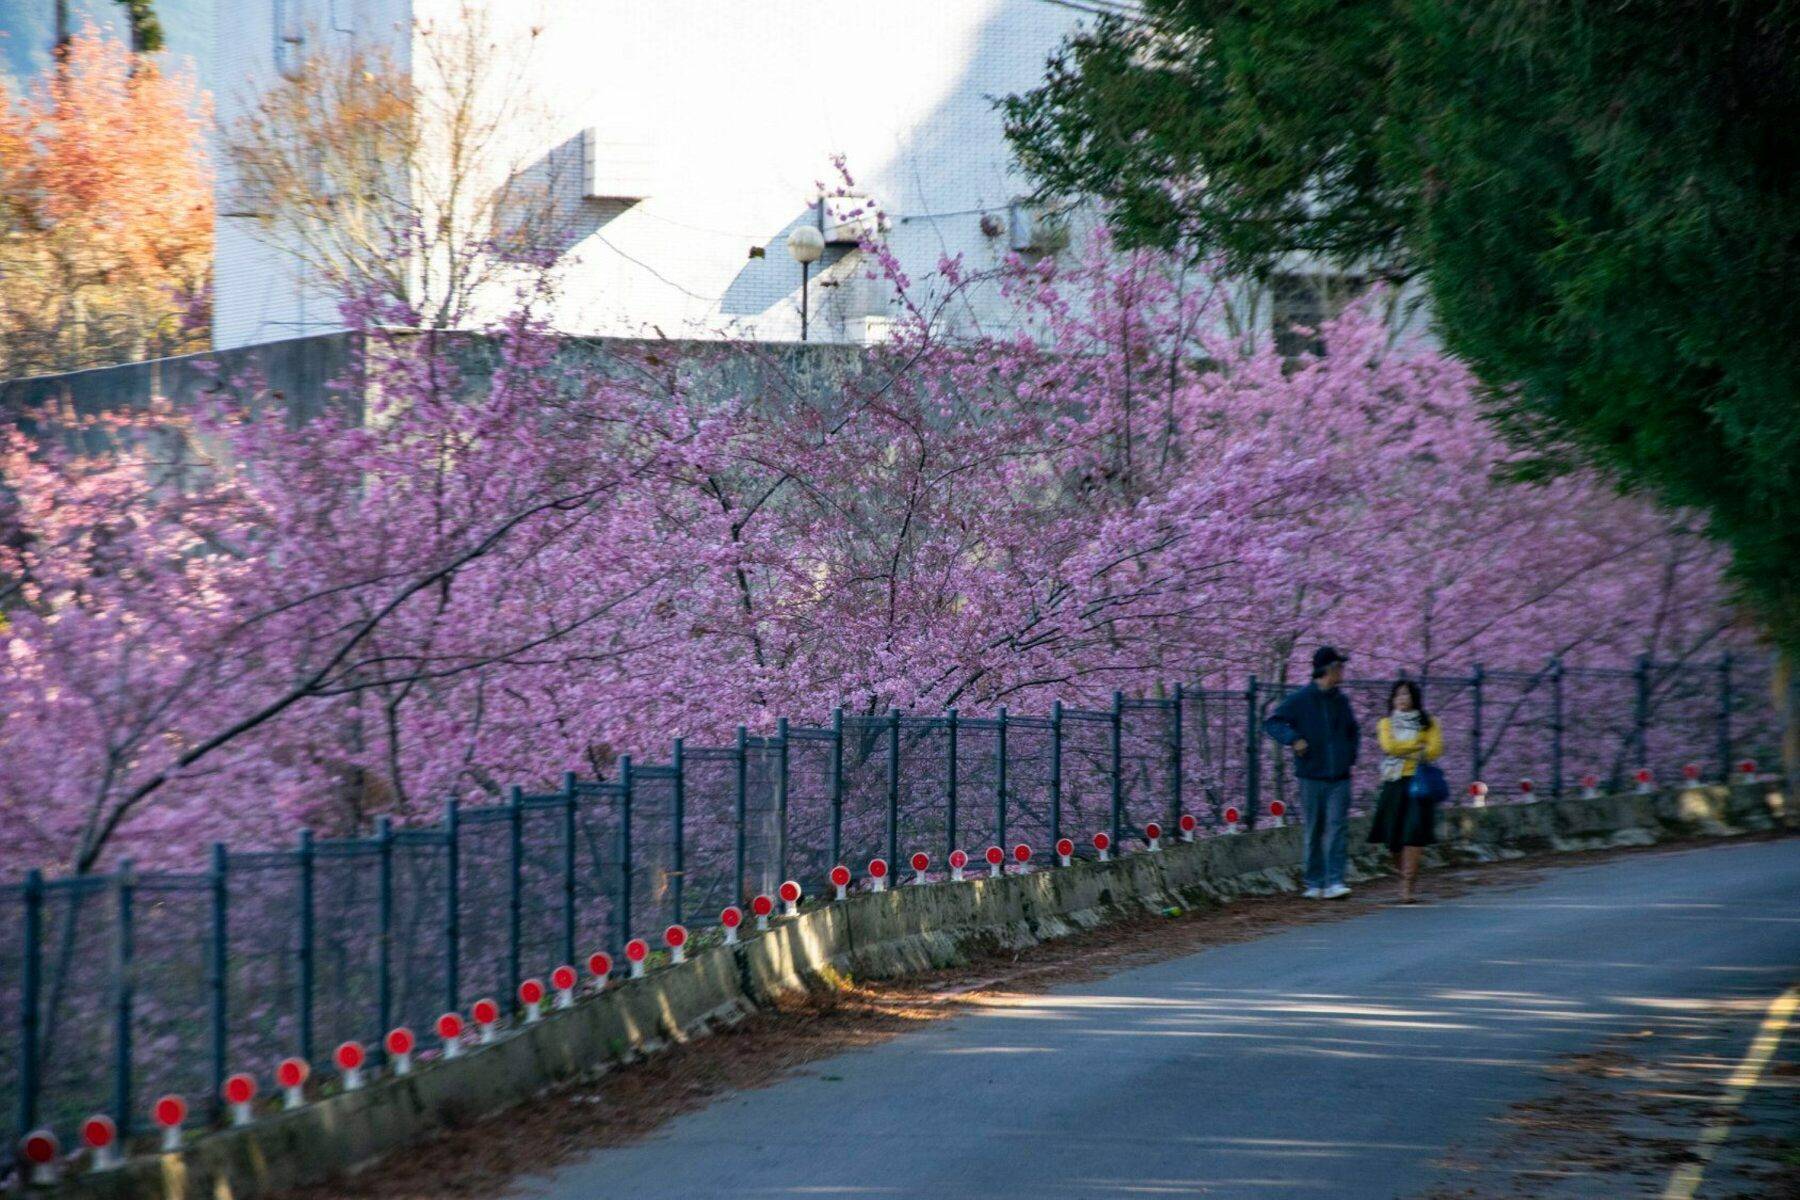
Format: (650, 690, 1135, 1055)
(1263, 682, 1361, 782)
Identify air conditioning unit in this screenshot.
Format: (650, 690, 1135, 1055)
(1008, 201, 1070, 254)
(820, 194, 884, 245)
(581, 129, 656, 203)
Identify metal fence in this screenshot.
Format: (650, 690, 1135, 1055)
(2, 653, 1779, 1155)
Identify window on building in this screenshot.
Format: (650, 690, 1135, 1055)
(1269, 272, 1368, 359)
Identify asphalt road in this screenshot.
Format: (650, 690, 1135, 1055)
(512, 840, 1800, 1199)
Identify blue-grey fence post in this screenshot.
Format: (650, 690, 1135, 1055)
(669, 745, 685, 928)
(618, 757, 634, 945)
(1717, 654, 1733, 780)
(1245, 678, 1260, 824)
(444, 799, 460, 1015)
(1049, 700, 1063, 848)
(829, 709, 844, 868)
(1170, 684, 1184, 825)
(296, 829, 315, 1064)
(995, 706, 1008, 851)
(507, 786, 523, 1014)
(945, 708, 959, 860)
(886, 709, 901, 867)
(1110, 691, 1125, 846)
(1633, 655, 1652, 769)
(375, 818, 393, 1057)
(209, 843, 229, 1120)
(110, 861, 134, 1135)
(18, 869, 42, 1143)
(733, 727, 748, 903)
(776, 718, 790, 885)
(1470, 664, 1486, 783)
(562, 772, 579, 966)
(1550, 657, 1565, 799)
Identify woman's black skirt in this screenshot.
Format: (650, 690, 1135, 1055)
(1368, 777, 1436, 850)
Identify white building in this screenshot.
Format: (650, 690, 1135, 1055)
(212, 0, 1112, 351)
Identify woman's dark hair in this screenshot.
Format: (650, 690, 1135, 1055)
(1388, 679, 1432, 728)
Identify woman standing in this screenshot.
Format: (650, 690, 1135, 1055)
(1369, 680, 1444, 903)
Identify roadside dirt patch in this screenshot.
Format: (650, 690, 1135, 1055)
(276, 831, 1794, 1200)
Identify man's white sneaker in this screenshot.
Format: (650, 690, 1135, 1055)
(1321, 884, 1352, 899)
(1302, 887, 1324, 899)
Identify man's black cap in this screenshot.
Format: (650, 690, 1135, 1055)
(1311, 646, 1348, 677)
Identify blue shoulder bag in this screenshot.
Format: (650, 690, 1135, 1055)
(1409, 761, 1448, 804)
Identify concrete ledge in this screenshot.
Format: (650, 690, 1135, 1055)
(50, 781, 1793, 1198)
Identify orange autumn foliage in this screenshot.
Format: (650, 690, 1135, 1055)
(0, 27, 212, 378)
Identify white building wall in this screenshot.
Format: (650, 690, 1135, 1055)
(213, 0, 415, 350)
(214, 0, 1091, 349)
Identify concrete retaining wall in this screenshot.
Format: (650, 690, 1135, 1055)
(49, 781, 1794, 1198)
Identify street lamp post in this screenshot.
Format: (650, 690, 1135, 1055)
(788, 224, 825, 341)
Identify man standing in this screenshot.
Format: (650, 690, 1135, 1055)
(1263, 647, 1361, 899)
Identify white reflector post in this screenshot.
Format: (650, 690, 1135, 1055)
(1634, 767, 1653, 795)
(552, 964, 579, 1009)
(223, 1072, 257, 1126)
(665, 924, 688, 964)
(1145, 822, 1162, 852)
(1056, 838, 1073, 867)
(779, 880, 802, 917)
(276, 1056, 309, 1109)
(1468, 783, 1488, 808)
(1092, 832, 1111, 862)
(588, 952, 613, 990)
(985, 845, 1004, 878)
(625, 938, 649, 979)
(385, 1027, 415, 1076)
(1223, 806, 1245, 833)
(1178, 813, 1197, 843)
(436, 1012, 465, 1059)
(1580, 773, 1599, 799)
(830, 865, 851, 900)
(152, 1094, 187, 1153)
(752, 894, 774, 931)
(868, 858, 889, 892)
(81, 1114, 120, 1172)
(911, 852, 930, 885)
(721, 906, 743, 945)
(20, 1129, 58, 1185)
(518, 979, 545, 1023)
(472, 997, 501, 1043)
(949, 849, 968, 881)
(335, 1041, 366, 1091)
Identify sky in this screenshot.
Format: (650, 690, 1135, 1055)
(0, 0, 211, 89)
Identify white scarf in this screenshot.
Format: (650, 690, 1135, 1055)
(1381, 709, 1423, 782)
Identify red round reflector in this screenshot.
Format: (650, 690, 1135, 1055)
(472, 998, 500, 1024)
(985, 845, 1004, 865)
(1093, 832, 1111, 850)
(551, 964, 578, 991)
(1056, 838, 1074, 857)
(1013, 843, 1032, 863)
(275, 1057, 308, 1088)
(1683, 763, 1701, 779)
(1267, 800, 1286, 817)
(779, 880, 801, 903)
(868, 858, 889, 878)
(829, 865, 851, 887)
(1145, 822, 1162, 840)
(1223, 807, 1241, 824)
(751, 894, 774, 916)
(1519, 780, 1534, 793)
(911, 852, 930, 871)
(153, 1095, 187, 1128)
(80, 1115, 115, 1150)
(587, 952, 613, 978)
(436, 1012, 464, 1040)
(519, 979, 545, 1006)
(949, 849, 968, 869)
(21, 1130, 56, 1164)
(721, 905, 743, 928)
(624, 938, 649, 963)
(664, 924, 688, 948)
(223, 1072, 256, 1105)
(1179, 813, 1197, 832)
(1635, 768, 1652, 782)
(385, 1027, 414, 1056)
(334, 1041, 364, 1071)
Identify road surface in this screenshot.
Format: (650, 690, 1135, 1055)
(511, 839, 1800, 1198)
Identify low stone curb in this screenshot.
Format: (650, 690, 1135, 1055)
(46, 780, 1793, 1198)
